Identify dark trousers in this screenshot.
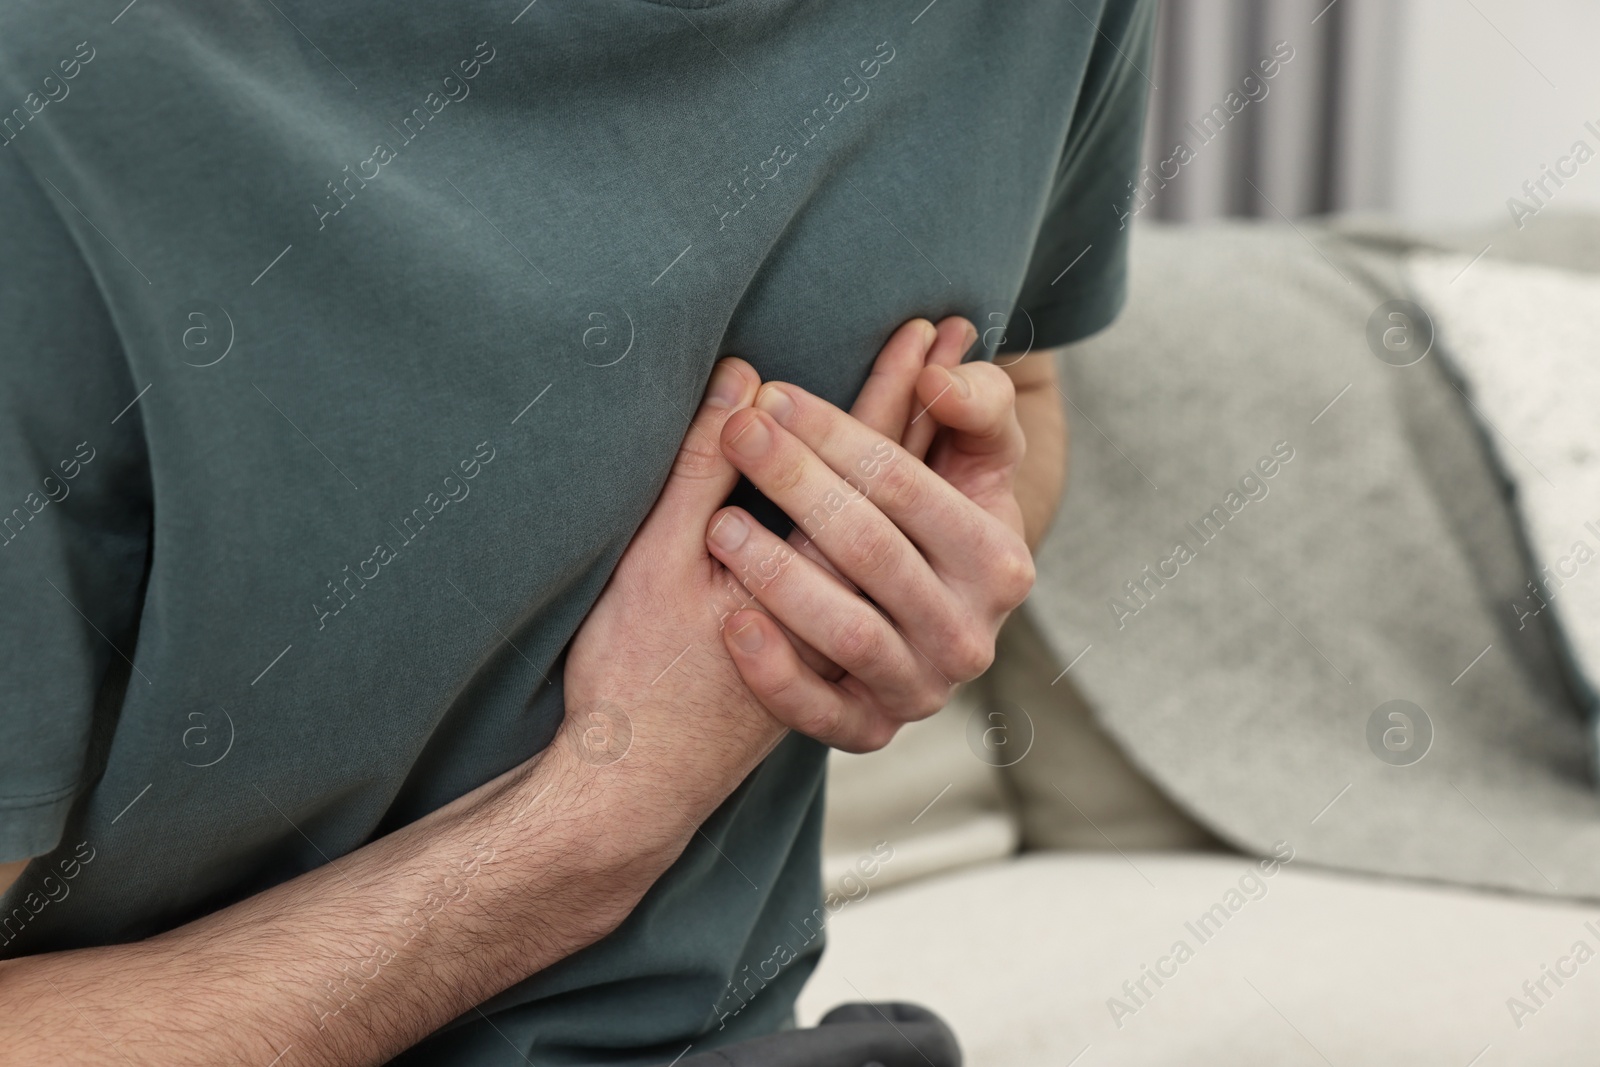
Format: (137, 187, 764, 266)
(669, 1004, 961, 1067)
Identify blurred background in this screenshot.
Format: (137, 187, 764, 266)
(803, 5, 1600, 1061)
(1136, 0, 1600, 225)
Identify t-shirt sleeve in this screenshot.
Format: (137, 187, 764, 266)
(0, 147, 152, 862)
(1001, 0, 1157, 352)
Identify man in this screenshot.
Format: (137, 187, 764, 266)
(0, 0, 1154, 1062)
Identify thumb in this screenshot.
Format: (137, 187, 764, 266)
(914, 360, 1025, 524)
(633, 357, 761, 559)
(915, 361, 1021, 459)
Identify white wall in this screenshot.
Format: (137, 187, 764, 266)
(1390, 0, 1600, 226)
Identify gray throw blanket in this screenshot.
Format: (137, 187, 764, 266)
(1026, 213, 1600, 900)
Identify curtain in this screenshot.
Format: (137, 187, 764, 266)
(1136, 0, 1405, 222)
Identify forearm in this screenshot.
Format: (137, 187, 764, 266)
(1003, 350, 1068, 550)
(0, 717, 759, 1067)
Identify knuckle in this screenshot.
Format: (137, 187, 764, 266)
(838, 520, 901, 582)
(759, 447, 808, 495)
(943, 622, 995, 681)
(672, 436, 725, 481)
(913, 679, 952, 720)
(755, 663, 801, 707)
(978, 525, 1034, 605)
(739, 542, 796, 593)
(858, 720, 901, 753)
(872, 452, 923, 512)
(793, 698, 845, 744)
(830, 613, 886, 672)
(992, 541, 1036, 606)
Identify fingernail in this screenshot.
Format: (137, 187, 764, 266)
(921, 319, 938, 347)
(947, 366, 971, 398)
(706, 363, 745, 409)
(963, 320, 979, 346)
(709, 511, 749, 552)
(731, 620, 764, 653)
(755, 385, 795, 426)
(726, 413, 773, 458)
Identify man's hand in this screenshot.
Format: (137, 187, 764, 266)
(0, 343, 931, 1067)
(562, 318, 985, 769)
(706, 318, 1037, 752)
(0, 318, 1061, 1065)
(561, 356, 787, 813)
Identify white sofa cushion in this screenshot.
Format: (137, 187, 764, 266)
(800, 852, 1600, 1066)
(822, 687, 1019, 898)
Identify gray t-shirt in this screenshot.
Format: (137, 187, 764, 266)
(0, 0, 1153, 1062)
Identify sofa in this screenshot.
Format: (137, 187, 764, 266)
(796, 212, 1600, 1065)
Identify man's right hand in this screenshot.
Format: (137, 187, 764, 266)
(561, 315, 968, 783)
(560, 356, 787, 824)
(0, 351, 817, 1067)
(0, 323, 970, 1067)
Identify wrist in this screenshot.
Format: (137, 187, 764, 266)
(1002, 351, 1068, 551)
(530, 698, 784, 892)
(459, 743, 665, 939)
(479, 723, 769, 927)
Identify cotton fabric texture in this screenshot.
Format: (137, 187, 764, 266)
(0, 1, 1154, 1062)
